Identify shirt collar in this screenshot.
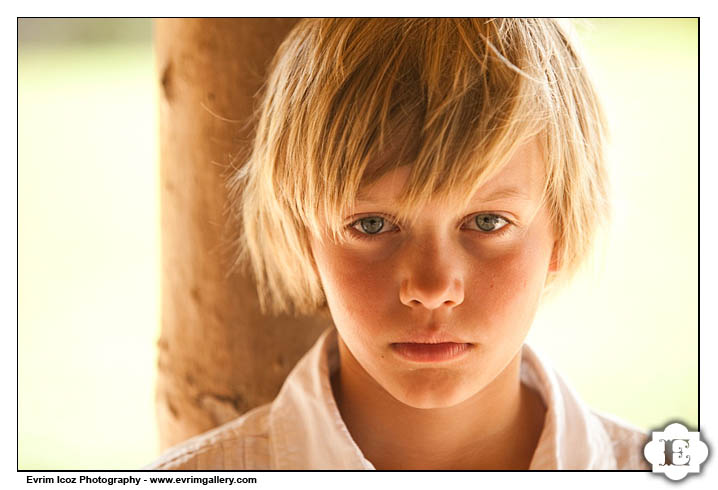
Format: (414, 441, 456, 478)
(269, 328, 374, 469)
(521, 345, 617, 469)
(269, 327, 616, 470)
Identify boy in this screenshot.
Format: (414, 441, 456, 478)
(148, 18, 649, 470)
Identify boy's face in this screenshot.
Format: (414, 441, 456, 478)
(310, 139, 556, 409)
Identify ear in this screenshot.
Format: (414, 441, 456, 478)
(548, 241, 560, 273)
(305, 232, 322, 278)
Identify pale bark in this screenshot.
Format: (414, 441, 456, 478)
(154, 18, 328, 451)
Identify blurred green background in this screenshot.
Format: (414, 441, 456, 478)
(18, 18, 698, 469)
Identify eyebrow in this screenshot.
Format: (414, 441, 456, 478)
(356, 186, 532, 204)
(474, 186, 532, 202)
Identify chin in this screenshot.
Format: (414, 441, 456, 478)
(389, 373, 476, 410)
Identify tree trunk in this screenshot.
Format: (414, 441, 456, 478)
(154, 18, 329, 451)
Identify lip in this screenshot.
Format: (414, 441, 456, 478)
(390, 342, 473, 363)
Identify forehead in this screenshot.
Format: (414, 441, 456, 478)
(356, 138, 545, 206)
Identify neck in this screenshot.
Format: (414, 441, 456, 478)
(331, 339, 545, 470)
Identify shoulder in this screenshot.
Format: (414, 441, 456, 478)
(144, 403, 272, 470)
(592, 410, 651, 470)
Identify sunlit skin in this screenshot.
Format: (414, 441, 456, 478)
(309, 139, 554, 469)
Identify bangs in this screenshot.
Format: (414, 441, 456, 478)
(237, 18, 608, 314)
(278, 19, 552, 240)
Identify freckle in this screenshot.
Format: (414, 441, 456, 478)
(160, 61, 174, 101)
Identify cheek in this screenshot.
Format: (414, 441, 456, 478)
(465, 234, 552, 333)
(312, 242, 394, 334)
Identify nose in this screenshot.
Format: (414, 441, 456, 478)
(398, 239, 465, 310)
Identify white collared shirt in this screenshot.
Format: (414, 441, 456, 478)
(147, 328, 649, 470)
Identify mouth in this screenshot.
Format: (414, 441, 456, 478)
(390, 342, 473, 363)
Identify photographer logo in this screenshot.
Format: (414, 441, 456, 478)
(643, 422, 708, 481)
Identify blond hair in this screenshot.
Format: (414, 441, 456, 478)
(229, 18, 609, 315)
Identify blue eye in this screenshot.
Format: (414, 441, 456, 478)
(473, 214, 509, 232)
(357, 216, 385, 234)
(347, 215, 399, 239)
